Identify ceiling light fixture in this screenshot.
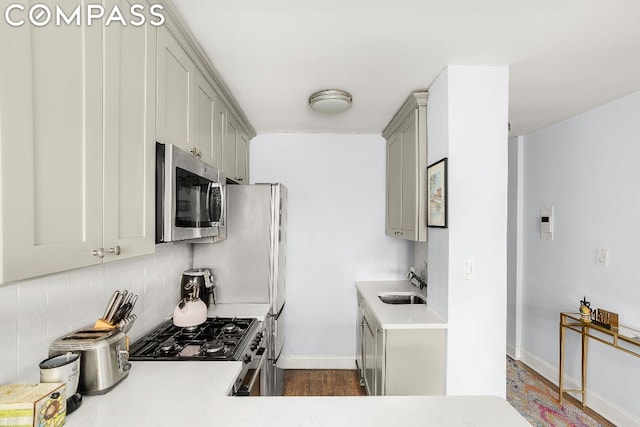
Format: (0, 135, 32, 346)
(308, 89, 353, 114)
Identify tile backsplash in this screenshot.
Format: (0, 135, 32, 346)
(0, 243, 192, 384)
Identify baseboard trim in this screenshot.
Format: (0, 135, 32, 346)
(278, 356, 356, 370)
(520, 348, 640, 427)
(506, 343, 521, 360)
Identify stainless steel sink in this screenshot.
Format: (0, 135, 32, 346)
(378, 293, 426, 305)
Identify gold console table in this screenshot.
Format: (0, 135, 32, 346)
(559, 312, 640, 406)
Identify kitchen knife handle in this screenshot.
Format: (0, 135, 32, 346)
(106, 293, 124, 324)
(103, 291, 120, 320)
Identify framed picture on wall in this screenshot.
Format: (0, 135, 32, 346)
(427, 158, 448, 228)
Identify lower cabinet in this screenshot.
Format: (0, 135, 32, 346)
(358, 292, 445, 396)
(362, 311, 376, 395)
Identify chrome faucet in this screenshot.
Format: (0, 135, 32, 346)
(407, 267, 427, 289)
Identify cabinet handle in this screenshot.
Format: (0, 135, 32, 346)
(109, 245, 121, 256)
(236, 177, 244, 182)
(188, 148, 202, 158)
(92, 248, 105, 258)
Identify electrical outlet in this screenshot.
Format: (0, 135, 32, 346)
(596, 248, 609, 267)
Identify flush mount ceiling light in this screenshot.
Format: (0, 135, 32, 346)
(308, 89, 353, 114)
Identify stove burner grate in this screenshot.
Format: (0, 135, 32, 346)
(202, 339, 226, 354)
(129, 317, 258, 362)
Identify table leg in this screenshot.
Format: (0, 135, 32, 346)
(581, 325, 588, 406)
(559, 314, 565, 404)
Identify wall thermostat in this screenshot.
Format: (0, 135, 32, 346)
(540, 207, 554, 240)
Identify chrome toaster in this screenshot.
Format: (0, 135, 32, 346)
(49, 328, 131, 395)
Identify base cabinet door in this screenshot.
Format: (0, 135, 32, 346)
(374, 326, 385, 396)
(362, 314, 376, 396)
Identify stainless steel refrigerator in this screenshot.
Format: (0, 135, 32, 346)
(193, 183, 287, 396)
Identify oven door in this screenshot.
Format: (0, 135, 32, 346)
(233, 348, 266, 396)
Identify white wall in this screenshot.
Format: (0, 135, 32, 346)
(250, 133, 413, 367)
(0, 243, 191, 384)
(427, 65, 509, 397)
(521, 90, 640, 424)
(507, 136, 524, 358)
(425, 68, 450, 321)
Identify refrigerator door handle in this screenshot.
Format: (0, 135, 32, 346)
(268, 302, 285, 320)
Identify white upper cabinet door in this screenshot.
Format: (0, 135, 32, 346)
(213, 94, 227, 174)
(382, 92, 428, 242)
(0, 10, 103, 283)
(102, 0, 156, 262)
(156, 25, 195, 152)
(386, 132, 403, 235)
(223, 113, 251, 184)
(224, 113, 239, 182)
(194, 71, 221, 169)
(236, 131, 250, 184)
(399, 115, 417, 238)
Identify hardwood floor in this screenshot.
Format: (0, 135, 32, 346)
(283, 365, 614, 427)
(282, 369, 366, 396)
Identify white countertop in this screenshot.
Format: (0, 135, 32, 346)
(356, 280, 447, 329)
(67, 361, 529, 427)
(207, 303, 271, 320)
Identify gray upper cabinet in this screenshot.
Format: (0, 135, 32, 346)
(156, 25, 195, 152)
(156, 16, 252, 183)
(237, 130, 250, 184)
(0, 1, 156, 284)
(0, 3, 255, 284)
(224, 113, 239, 181)
(383, 92, 429, 242)
(194, 71, 223, 170)
(0, 12, 103, 283)
(103, 0, 157, 262)
(224, 113, 250, 184)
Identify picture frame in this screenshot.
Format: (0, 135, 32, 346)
(427, 158, 448, 228)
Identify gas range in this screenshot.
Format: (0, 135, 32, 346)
(129, 317, 263, 362)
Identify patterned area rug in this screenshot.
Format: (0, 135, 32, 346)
(506, 357, 607, 427)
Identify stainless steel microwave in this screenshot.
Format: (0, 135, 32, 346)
(156, 143, 226, 243)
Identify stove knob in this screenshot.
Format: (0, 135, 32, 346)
(243, 354, 252, 364)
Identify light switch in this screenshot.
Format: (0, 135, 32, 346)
(463, 257, 474, 280)
(540, 207, 554, 240)
(596, 249, 609, 267)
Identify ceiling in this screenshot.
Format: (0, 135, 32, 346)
(172, 0, 640, 136)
